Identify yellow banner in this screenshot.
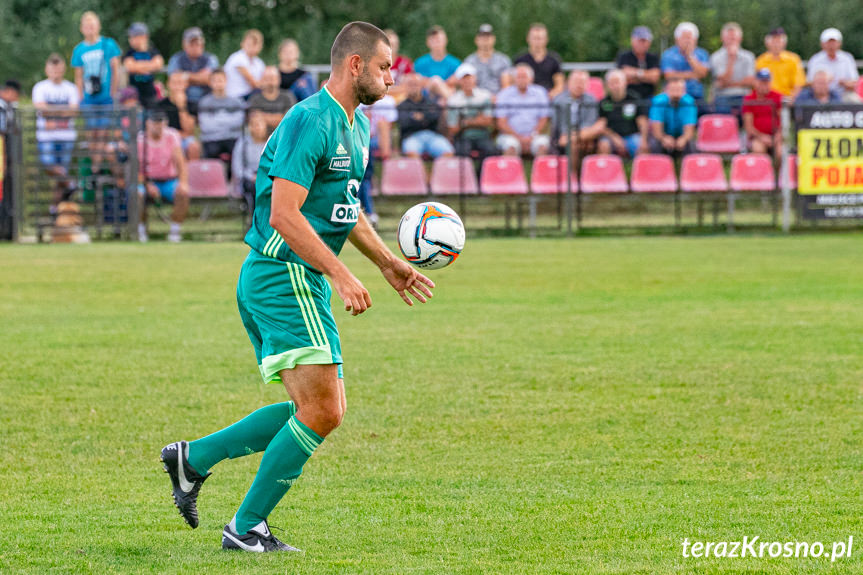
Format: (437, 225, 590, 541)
(798, 129, 863, 195)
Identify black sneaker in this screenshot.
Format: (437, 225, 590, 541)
(222, 520, 301, 553)
(160, 441, 211, 528)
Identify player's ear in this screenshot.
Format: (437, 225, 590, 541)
(348, 54, 363, 78)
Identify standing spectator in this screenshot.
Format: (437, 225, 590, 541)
(122, 22, 164, 107)
(795, 70, 842, 105)
(154, 72, 201, 160)
(32, 54, 80, 210)
(755, 27, 805, 100)
(137, 111, 188, 243)
(248, 66, 296, 131)
(616, 26, 661, 102)
(447, 64, 495, 159)
(807, 28, 859, 97)
(464, 24, 512, 94)
(514, 23, 564, 100)
(167, 27, 220, 114)
(358, 95, 397, 226)
(551, 70, 603, 158)
(0, 80, 21, 104)
(197, 69, 246, 175)
(397, 74, 455, 159)
(494, 63, 551, 156)
(232, 113, 269, 217)
(742, 69, 783, 161)
(648, 78, 697, 156)
(384, 29, 414, 86)
(710, 22, 755, 115)
(277, 39, 316, 101)
(414, 26, 461, 98)
(661, 22, 710, 103)
(596, 69, 648, 158)
(224, 29, 266, 99)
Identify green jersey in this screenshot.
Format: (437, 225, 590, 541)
(244, 87, 371, 270)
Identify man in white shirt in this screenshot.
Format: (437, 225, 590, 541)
(224, 29, 266, 99)
(447, 63, 495, 158)
(807, 28, 859, 96)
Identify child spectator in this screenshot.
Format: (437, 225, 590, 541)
(277, 39, 316, 102)
(248, 66, 296, 130)
(137, 111, 188, 242)
(197, 69, 246, 176)
(154, 72, 202, 159)
(123, 22, 164, 107)
(514, 23, 564, 99)
(232, 113, 269, 216)
(224, 29, 265, 99)
(167, 27, 220, 114)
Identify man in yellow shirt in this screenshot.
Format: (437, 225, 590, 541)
(755, 27, 805, 99)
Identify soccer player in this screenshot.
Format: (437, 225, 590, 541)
(160, 21, 435, 553)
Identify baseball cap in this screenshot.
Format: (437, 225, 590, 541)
(767, 27, 786, 37)
(631, 26, 653, 41)
(127, 22, 149, 37)
(755, 68, 772, 81)
(477, 24, 494, 35)
(820, 28, 842, 43)
(183, 27, 204, 42)
(146, 108, 168, 122)
(454, 63, 477, 79)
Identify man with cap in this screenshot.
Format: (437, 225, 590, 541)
(742, 69, 783, 161)
(447, 63, 496, 159)
(463, 24, 512, 94)
(167, 27, 220, 114)
(660, 22, 710, 102)
(123, 22, 164, 107)
(616, 26, 661, 101)
(710, 22, 755, 115)
(807, 28, 859, 95)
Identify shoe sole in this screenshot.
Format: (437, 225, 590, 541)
(160, 447, 199, 529)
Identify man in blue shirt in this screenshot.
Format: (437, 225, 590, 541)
(648, 78, 697, 156)
(414, 25, 461, 99)
(661, 22, 710, 103)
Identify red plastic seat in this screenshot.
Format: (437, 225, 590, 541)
(630, 154, 677, 192)
(730, 154, 776, 192)
(381, 157, 428, 196)
(783, 154, 798, 190)
(696, 114, 741, 154)
(429, 156, 479, 195)
(530, 155, 577, 193)
(187, 159, 229, 198)
(857, 78, 863, 100)
(579, 154, 628, 193)
(480, 156, 528, 195)
(587, 77, 606, 101)
(680, 154, 728, 192)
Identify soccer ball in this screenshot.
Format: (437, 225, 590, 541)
(397, 202, 465, 270)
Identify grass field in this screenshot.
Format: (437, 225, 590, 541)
(2, 235, 863, 574)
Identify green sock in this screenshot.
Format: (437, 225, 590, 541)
(233, 415, 323, 535)
(186, 401, 296, 475)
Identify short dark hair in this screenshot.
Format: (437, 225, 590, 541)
(426, 25, 445, 38)
(330, 21, 390, 69)
(3, 79, 21, 93)
(211, 67, 226, 77)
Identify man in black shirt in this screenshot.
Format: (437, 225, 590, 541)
(596, 69, 648, 158)
(397, 74, 454, 158)
(513, 23, 564, 99)
(615, 26, 661, 102)
(123, 23, 164, 107)
(153, 72, 201, 159)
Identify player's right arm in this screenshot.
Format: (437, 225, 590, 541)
(270, 177, 371, 316)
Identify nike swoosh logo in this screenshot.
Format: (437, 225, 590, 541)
(176, 442, 195, 492)
(224, 531, 265, 552)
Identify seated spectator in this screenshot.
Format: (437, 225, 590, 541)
(197, 69, 246, 176)
(661, 22, 709, 103)
(224, 29, 265, 99)
(710, 22, 755, 115)
(648, 78, 697, 156)
(248, 66, 296, 130)
(167, 27, 219, 114)
(755, 27, 805, 100)
(397, 74, 454, 159)
(277, 39, 316, 102)
(446, 64, 495, 159)
(358, 94, 397, 225)
(136, 111, 188, 243)
(153, 72, 201, 159)
(795, 70, 842, 105)
(32, 54, 80, 210)
(807, 28, 859, 99)
(616, 26, 661, 102)
(495, 63, 551, 156)
(597, 69, 648, 158)
(414, 26, 461, 98)
(743, 69, 783, 161)
(514, 23, 564, 99)
(123, 22, 164, 107)
(232, 113, 269, 216)
(464, 24, 512, 93)
(551, 70, 603, 158)
(1, 79, 21, 104)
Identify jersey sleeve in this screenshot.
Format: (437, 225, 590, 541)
(268, 110, 326, 190)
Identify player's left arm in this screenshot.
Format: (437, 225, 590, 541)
(348, 214, 435, 306)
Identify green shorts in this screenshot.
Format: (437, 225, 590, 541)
(237, 250, 343, 383)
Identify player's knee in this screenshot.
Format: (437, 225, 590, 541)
(300, 402, 343, 436)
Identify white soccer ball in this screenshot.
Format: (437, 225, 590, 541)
(397, 202, 465, 270)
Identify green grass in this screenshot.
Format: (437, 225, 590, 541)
(1, 235, 863, 574)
